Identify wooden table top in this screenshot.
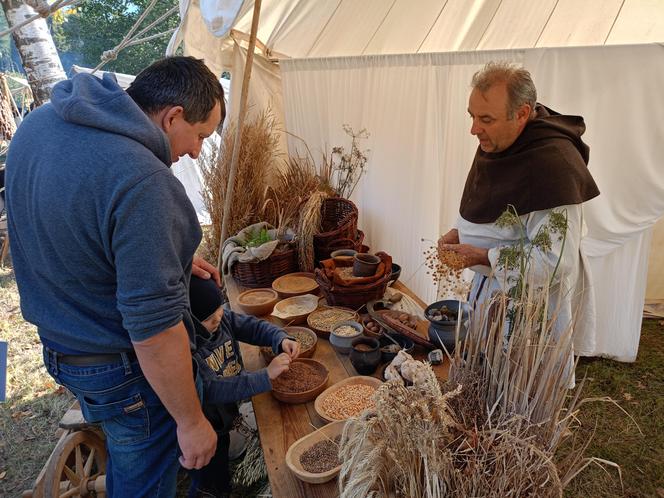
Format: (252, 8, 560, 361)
(225, 277, 448, 498)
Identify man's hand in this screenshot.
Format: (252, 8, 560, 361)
(177, 415, 218, 470)
(192, 256, 221, 286)
(439, 243, 490, 268)
(438, 229, 459, 247)
(281, 338, 301, 359)
(267, 353, 291, 380)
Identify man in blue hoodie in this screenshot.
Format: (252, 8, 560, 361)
(5, 57, 224, 497)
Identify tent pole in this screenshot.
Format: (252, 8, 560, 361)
(216, 0, 263, 277)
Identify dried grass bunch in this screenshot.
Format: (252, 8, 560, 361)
(338, 282, 619, 497)
(198, 109, 281, 263)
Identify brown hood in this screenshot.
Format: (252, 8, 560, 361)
(459, 104, 600, 224)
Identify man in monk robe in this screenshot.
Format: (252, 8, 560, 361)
(439, 61, 600, 340)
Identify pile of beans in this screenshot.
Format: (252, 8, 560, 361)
(299, 435, 341, 474)
(320, 384, 376, 419)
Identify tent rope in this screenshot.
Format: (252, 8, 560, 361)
(92, 2, 179, 73)
(0, 0, 81, 38)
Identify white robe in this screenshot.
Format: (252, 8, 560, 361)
(455, 204, 596, 346)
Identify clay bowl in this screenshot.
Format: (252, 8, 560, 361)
(272, 272, 319, 298)
(388, 263, 402, 286)
(236, 288, 279, 316)
(314, 376, 382, 423)
(330, 249, 357, 265)
(352, 253, 380, 277)
(271, 359, 329, 404)
(329, 320, 363, 355)
(260, 326, 318, 362)
(271, 294, 319, 325)
(379, 334, 414, 362)
(285, 420, 346, 484)
(307, 306, 360, 339)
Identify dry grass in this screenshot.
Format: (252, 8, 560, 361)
(338, 283, 617, 498)
(0, 266, 74, 497)
(198, 108, 282, 264)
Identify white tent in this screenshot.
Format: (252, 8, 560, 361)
(172, 0, 664, 362)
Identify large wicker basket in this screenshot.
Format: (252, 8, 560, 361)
(231, 244, 299, 288)
(315, 252, 392, 309)
(313, 198, 358, 260)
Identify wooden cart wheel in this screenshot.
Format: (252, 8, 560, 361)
(43, 430, 106, 498)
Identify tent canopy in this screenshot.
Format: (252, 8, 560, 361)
(174, 1, 664, 362)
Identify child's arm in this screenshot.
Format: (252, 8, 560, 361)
(225, 309, 292, 354)
(200, 353, 291, 405)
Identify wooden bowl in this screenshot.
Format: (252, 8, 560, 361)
(285, 420, 346, 484)
(307, 306, 360, 339)
(271, 359, 329, 404)
(260, 326, 318, 362)
(314, 376, 382, 423)
(272, 272, 319, 298)
(361, 315, 385, 338)
(236, 288, 279, 316)
(271, 294, 319, 325)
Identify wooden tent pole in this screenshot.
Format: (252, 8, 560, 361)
(217, 0, 263, 274)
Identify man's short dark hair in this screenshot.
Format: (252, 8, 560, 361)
(127, 56, 225, 124)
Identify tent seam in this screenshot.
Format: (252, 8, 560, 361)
(305, 0, 343, 57)
(416, 0, 450, 53)
(604, 0, 626, 45)
(361, 0, 398, 55)
(533, 0, 560, 47)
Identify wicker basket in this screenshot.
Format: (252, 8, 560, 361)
(231, 245, 298, 288)
(315, 252, 392, 309)
(314, 197, 358, 245)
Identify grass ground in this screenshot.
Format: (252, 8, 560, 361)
(0, 264, 662, 497)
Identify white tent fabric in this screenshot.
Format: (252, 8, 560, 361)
(176, 1, 664, 361)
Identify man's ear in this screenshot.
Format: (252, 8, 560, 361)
(516, 103, 532, 124)
(161, 105, 185, 132)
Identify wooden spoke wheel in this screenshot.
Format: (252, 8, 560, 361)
(43, 430, 106, 498)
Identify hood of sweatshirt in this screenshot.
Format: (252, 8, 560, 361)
(50, 72, 172, 166)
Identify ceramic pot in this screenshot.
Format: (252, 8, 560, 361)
(379, 334, 414, 362)
(352, 253, 380, 277)
(425, 300, 471, 352)
(349, 337, 381, 375)
(329, 320, 363, 354)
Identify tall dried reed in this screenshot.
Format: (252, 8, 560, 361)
(198, 109, 281, 263)
(338, 279, 619, 497)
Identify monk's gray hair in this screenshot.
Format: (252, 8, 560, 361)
(471, 61, 537, 119)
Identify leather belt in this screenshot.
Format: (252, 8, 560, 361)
(57, 351, 137, 366)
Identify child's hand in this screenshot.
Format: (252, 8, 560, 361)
(281, 338, 301, 359)
(267, 353, 291, 380)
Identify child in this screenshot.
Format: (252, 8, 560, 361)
(188, 276, 300, 497)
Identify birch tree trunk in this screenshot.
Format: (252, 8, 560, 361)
(0, 0, 66, 106)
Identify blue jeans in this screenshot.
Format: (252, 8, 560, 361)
(43, 347, 180, 498)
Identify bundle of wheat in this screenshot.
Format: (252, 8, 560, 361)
(198, 109, 281, 263)
(338, 281, 620, 497)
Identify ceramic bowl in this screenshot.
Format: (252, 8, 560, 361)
(379, 334, 414, 362)
(236, 288, 279, 316)
(352, 253, 380, 277)
(329, 320, 363, 354)
(271, 294, 319, 325)
(388, 263, 401, 286)
(330, 249, 357, 264)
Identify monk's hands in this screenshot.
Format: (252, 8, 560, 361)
(438, 243, 490, 268)
(438, 228, 459, 247)
(280, 338, 301, 359)
(267, 353, 291, 380)
(192, 256, 221, 286)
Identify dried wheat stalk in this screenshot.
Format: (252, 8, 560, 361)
(197, 108, 281, 263)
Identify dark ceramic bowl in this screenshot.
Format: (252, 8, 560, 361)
(425, 300, 470, 352)
(388, 263, 401, 286)
(379, 334, 414, 362)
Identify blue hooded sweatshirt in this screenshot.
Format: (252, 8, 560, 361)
(5, 73, 202, 353)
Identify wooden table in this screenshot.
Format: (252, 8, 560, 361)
(225, 278, 449, 498)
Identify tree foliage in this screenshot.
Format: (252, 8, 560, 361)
(52, 0, 180, 76)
